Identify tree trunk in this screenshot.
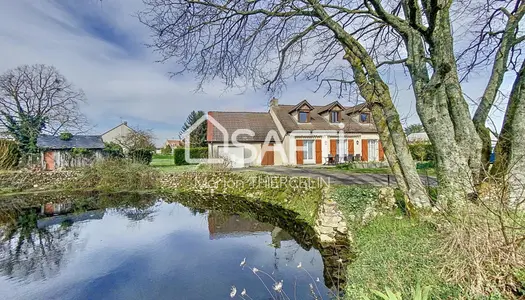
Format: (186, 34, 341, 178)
(492, 60, 525, 208)
(343, 48, 431, 208)
(402, 9, 481, 206)
(309, 0, 432, 208)
(473, 3, 525, 173)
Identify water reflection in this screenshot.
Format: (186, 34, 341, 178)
(0, 193, 342, 300)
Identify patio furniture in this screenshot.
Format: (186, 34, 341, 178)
(343, 154, 348, 162)
(325, 154, 335, 165)
(334, 154, 340, 164)
(355, 154, 361, 161)
(347, 154, 354, 162)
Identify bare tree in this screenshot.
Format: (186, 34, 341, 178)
(138, 0, 525, 207)
(0, 64, 89, 153)
(115, 127, 156, 151)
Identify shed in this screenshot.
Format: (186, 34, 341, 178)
(37, 135, 105, 170)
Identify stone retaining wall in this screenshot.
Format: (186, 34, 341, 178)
(0, 171, 81, 190)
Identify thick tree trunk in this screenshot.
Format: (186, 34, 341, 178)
(492, 60, 525, 208)
(474, 3, 525, 173)
(402, 9, 481, 206)
(369, 101, 430, 209)
(343, 48, 431, 208)
(309, 0, 431, 208)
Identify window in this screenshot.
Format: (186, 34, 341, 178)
(330, 111, 340, 123)
(368, 139, 378, 161)
(360, 113, 370, 123)
(336, 139, 348, 156)
(298, 111, 309, 123)
(303, 140, 314, 160)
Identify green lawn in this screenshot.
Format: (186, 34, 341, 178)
(324, 165, 436, 176)
(330, 185, 461, 299)
(343, 213, 461, 299)
(150, 155, 199, 173)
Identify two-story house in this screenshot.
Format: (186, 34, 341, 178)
(207, 99, 384, 168)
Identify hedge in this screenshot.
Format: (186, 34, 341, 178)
(174, 147, 208, 165)
(129, 148, 153, 165)
(0, 139, 20, 170)
(408, 142, 435, 162)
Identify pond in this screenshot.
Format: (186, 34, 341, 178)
(0, 193, 346, 300)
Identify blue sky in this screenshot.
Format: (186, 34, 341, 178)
(0, 0, 513, 146)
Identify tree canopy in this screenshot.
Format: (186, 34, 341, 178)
(180, 110, 207, 147)
(0, 64, 88, 153)
(139, 0, 525, 208)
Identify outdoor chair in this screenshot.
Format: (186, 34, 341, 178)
(347, 154, 354, 162)
(334, 154, 340, 164)
(355, 154, 361, 161)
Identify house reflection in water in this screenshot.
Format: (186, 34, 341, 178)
(207, 211, 293, 248)
(37, 202, 104, 228)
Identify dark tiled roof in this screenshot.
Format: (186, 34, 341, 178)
(288, 99, 314, 113)
(271, 102, 377, 133)
(37, 135, 105, 149)
(208, 112, 280, 142)
(317, 101, 344, 114)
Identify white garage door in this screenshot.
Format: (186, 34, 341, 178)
(217, 146, 245, 168)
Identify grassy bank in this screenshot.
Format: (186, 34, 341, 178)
(332, 185, 525, 299)
(171, 171, 324, 226)
(345, 213, 460, 299)
(331, 185, 459, 299)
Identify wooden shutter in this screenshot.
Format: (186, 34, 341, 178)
(315, 140, 322, 164)
(330, 139, 337, 156)
(379, 141, 385, 161)
(296, 140, 304, 165)
(348, 139, 354, 155)
(361, 139, 369, 161)
(262, 144, 274, 166)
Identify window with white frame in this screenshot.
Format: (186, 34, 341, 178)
(303, 140, 314, 161)
(336, 139, 348, 161)
(368, 139, 379, 161)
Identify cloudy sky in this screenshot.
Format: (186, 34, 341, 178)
(0, 0, 513, 145)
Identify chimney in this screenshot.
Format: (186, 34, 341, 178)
(269, 97, 279, 107)
(123, 121, 128, 126)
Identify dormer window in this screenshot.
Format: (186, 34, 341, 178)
(330, 111, 341, 123)
(298, 111, 310, 123)
(360, 112, 370, 123)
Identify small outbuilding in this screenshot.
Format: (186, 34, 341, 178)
(37, 135, 105, 171)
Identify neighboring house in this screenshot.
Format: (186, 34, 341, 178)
(406, 132, 429, 143)
(37, 135, 105, 171)
(207, 99, 384, 167)
(166, 139, 184, 149)
(157, 139, 184, 153)
(101, 121, 134, 146)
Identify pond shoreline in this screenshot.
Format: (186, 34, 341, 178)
(1, 170, 355, 291)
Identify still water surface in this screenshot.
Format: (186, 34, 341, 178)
(0, 198, 333, 300)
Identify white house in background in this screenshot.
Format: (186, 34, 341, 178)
(101, 122, 134, 145)
(206, 98, 385, 167)
(406, 132, 429, 143)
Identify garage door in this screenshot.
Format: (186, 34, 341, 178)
(217, 146, 245, 168)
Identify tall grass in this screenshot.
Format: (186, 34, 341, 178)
(438, 199, 525, 297)
(75, 159, 159, 191)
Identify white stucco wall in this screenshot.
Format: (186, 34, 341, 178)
(101, 124, 134, 144)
